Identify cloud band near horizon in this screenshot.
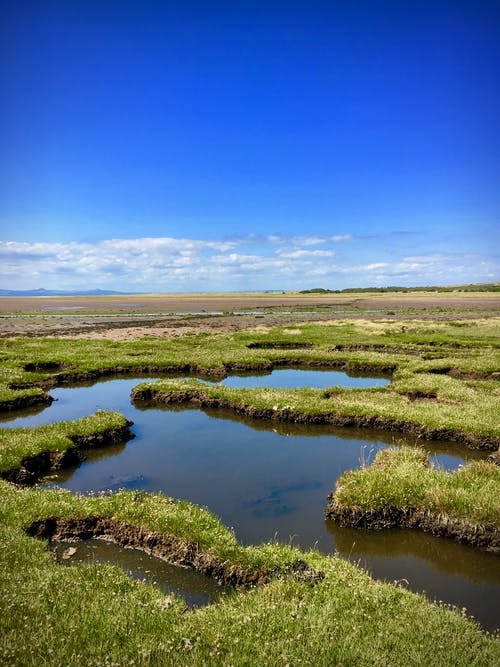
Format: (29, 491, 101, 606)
(0, 234, 497, 292)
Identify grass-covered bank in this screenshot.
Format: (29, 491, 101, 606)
(0, 412, 133, 485)
(3, 482, 307, 585)
(326, 448, 500, 552)
(131, 377, 500, 449)
(1, 481, 499, 666)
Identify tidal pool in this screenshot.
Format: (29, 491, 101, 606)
(1, 374, 498, 631)
(51, 539, 231, 608)
(0, 368, 389, 429)
(211, 368, 391, 389)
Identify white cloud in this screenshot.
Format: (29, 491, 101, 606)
(336, 262, 389, 274)
(276, 249, 335, 259)
(266, 233, 353, 246)
(0, 238, 497, 292)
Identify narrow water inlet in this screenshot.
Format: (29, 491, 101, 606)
(51, 538, 232, 608)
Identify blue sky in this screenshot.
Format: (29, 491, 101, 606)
(1, 1, 499, 292)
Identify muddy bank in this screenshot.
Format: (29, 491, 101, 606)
(1, 422, 134, 486)
(0, 391, 54, 412)
(329, 343, 426, 356)
(325, 499, 500, 553)
(26, 516, 323, 589)
(405, 391, 438, 402)
(422, 367, 500, 381)
(255, 357, 395, 375)
(23, 361, 75, 372)
(247, 341, 314, 349)
(488, 450, 500, 465)
(222, 358, 394, 376)
(131, 386, 500, 451)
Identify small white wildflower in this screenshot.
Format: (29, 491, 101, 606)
(182, 638, 193, 650)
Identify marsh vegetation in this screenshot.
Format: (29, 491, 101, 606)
(1, 303, 499, 664)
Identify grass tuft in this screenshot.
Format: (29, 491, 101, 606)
(332, 447, 500, 527)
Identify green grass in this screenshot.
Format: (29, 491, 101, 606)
(1, 481, 499, 666)
(1, 316, 499, 664)
(332, 447, 500, 527)
(1, 317, 499, 440)
(0, 411, 131, 474)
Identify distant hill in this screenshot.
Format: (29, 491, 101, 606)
(0, 288, 134, 297)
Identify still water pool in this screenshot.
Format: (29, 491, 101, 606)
(210, 367, 390, 389)
(1, 373, 498, 630)
(51, 538, 231, 608)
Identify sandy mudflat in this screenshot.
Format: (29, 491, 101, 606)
(1, 291, 499, 314)
(1, 291, 499, 339)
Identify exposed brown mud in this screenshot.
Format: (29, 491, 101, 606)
(487, 450, 500, 465)
(422, 367, 500, 380)
(329, 343, 425, 356)
(247, 341, 314, 349)
(2, 291, 498, 315)
(131, 386, 500, 450)
(448, 368, 500, 381)
(406, 391, 439, 402)
(23, 361, 76, 372)
(0, 422, 134, 486)
(325, 499, 500, 553)
(230, 358, 395, 375)
(0, 391, 54, 412)
(321, 360, 500, 381)
(26, 516, 324, 588)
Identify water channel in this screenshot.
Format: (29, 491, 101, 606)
(1, 370, 498, 630)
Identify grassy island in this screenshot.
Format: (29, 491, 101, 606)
(326, 447, 500, 551)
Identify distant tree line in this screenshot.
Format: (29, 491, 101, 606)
(299, 283, 500, 294)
